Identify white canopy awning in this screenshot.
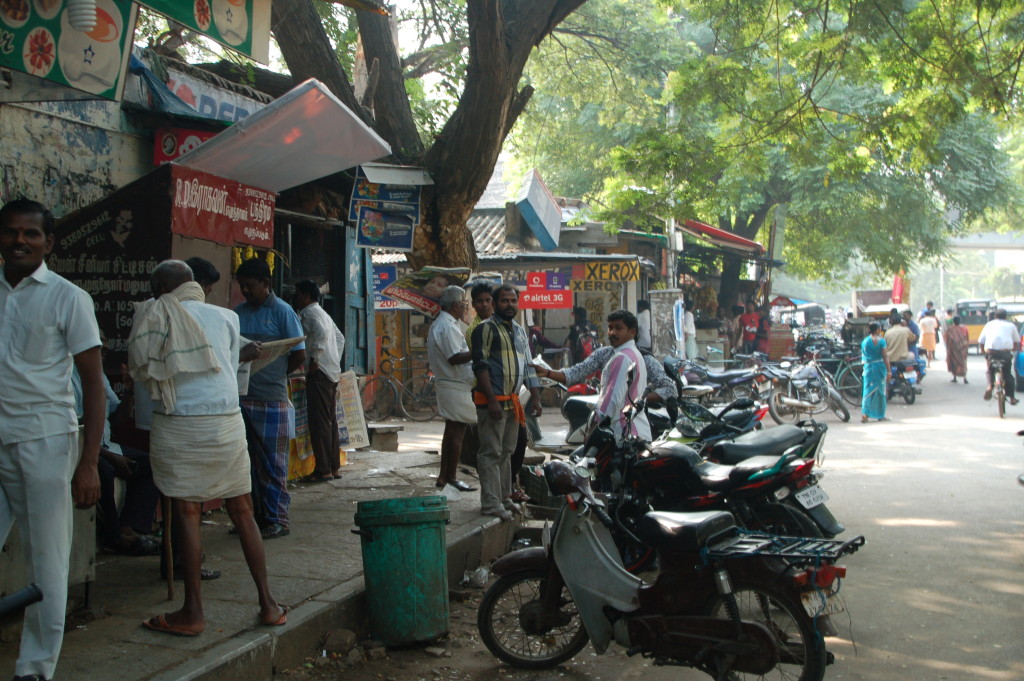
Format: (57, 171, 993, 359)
(175, 79, 391, 193)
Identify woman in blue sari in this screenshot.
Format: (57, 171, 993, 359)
(861, 322, 891, 422)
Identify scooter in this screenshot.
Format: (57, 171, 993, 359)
(478, 459, 864, 680)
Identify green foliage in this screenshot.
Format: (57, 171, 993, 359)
(510, 0, 1024, 286)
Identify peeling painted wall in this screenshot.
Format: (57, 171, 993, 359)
(0, 100, 151, 218)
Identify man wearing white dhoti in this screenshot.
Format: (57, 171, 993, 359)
(129, 260, 286, 637)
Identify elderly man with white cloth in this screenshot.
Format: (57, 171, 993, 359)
(426, 286, 478, 492)
(129, 260, 286, 637)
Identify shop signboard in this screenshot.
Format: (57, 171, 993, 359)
(135, 0, 272, 63)
(373, 265, 412, 310)
(520, 290, 572, 310)
(578, 260, 640, 281)
(0, 0, 137, 101)
(356, 205, 415, 251)
(170, 164, 275, 249)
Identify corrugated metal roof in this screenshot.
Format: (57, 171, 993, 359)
(467, 208, 514, 255)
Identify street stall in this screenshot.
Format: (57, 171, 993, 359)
(52, 79, 391, 480)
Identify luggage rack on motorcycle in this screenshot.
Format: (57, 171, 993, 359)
(705, 531, 865, 564)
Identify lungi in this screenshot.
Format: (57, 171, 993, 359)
(150, 412, 250, 502)
(435, 379, 477, 424)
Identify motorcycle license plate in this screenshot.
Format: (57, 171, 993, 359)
(801, 589, 845, 618)
(794, 484, 829, 509)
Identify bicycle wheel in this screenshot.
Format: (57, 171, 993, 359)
(360, 376, 396, 421)
(996, 376, 1005, 418)
(477, 569, 589, 669)
(401, 375, 438, 421)
(704, 578, 828, 681)
(835, 363, 863, 406)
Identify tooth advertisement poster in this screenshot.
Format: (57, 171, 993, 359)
(0, 0, 137, 101)
(135, 0, 271, 63)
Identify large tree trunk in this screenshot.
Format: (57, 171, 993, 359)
(716, 199, 774, 306)
(272, 0, 588, 270)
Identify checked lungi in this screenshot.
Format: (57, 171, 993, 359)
(240, 399, 294, 527)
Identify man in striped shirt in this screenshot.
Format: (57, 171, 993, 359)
(470, 285, 541, 521)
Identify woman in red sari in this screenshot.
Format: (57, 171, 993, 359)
(944, 315, 969, 383)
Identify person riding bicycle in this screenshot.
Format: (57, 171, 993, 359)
(978, 309, 1020, 406)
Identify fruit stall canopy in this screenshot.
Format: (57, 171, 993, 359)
(175, 78, 391, 193)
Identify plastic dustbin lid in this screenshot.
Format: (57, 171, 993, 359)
(354, 495, 450, 528)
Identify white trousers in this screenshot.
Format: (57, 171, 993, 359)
(0, 432, 76, 680)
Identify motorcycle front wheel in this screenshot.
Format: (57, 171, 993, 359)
(826, 391, 851, 422)
(705, 580, 828, 681)
(477, 569, 590, 669)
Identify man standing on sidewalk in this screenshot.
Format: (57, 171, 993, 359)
(131, 260, 286, 637)
(978, 308, 1020, 405)
(293, 280, 345, 483)
(470, 285, 541, 521)
(427, 286, 477, 492)
(0, 199, 104, 681)
(234, 258, 306, 540)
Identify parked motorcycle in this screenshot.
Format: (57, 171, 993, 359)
(766, 353, 851, 424)
(478, 459, 864, 680)
(664, 355, 770, 406)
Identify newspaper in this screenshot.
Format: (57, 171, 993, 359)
(337, 371, 370, 448)
(249, 336, 306, 374)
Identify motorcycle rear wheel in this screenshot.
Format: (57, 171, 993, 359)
(705, 580, 828, 681)
(902, 383, 916, 405)
(477, 569, 590, 669)
(767, 389, 801, 425)
(753, 502, 823, 538)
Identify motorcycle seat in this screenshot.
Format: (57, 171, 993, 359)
(693, 455, 789, 490)
(636, 510, 736, 553)
(709, 425, 806, 465)
(697, 409, 755, 439)
(893, 359, 917, 370)
(702, 369, 756, 382)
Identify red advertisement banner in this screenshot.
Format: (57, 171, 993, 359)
(520, 290, 572, 310)
(153, 128, 218, 165)
(170, 165, 275, 247)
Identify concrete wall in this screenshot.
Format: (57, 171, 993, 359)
(0, 100, 151, 217)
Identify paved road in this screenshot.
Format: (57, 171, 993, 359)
(323, 353, 1024, 681)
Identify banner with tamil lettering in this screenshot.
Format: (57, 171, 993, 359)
(0, 0, 137, 100)
(135, 0, 271, 63)
(170, 164, 275, 248)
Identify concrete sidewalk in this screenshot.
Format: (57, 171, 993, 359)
(0, 415, 558, 681)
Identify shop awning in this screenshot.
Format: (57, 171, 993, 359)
(361, 162, 433, 185)
(516, 170, 561, 251)
(175, 79, 391, 193)
(681, 219, 763, 256)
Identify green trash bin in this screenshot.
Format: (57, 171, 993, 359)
(353, 495, 450, 645)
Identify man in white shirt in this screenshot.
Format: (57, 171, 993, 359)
(293, 280, 346, 482)
(636, 299, 652, 353)
(0, 199, 105, 681)
(427, 286, 477, 492)
(130, 260, 285, 637)
(978, 308, 1021, 405)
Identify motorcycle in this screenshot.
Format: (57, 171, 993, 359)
(664, 355, 770, 406)
(478, 459, 864, 680)
(766, 353, 851, 425)
(887, 359, 922, 404)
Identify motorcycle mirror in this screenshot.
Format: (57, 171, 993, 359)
(574, 465, 591, 479)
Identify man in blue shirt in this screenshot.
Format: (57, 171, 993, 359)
(234, 259, 306, 540)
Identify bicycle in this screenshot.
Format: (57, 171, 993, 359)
(830, 352, 864, 407)
(359, 356, 438, 422)
(991, 358, 1006, 418)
